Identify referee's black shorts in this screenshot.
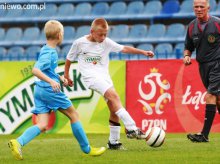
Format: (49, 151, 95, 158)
(199, 60, 220, 96)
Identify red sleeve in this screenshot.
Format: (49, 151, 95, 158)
(214, 22, 220, 34)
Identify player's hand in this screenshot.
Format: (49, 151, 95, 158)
(64, 75, 73, 87)
(183, 56, 192, 66)
(63, 78, 68, 87)
(145, 51, 154, 58)
(50, 80, 61, 92)
(60, 75, 68, 87)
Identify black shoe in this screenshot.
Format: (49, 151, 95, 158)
(126, 128, 146, 139)
(107, 141, 124, 150)
(187, 133, 209, 142)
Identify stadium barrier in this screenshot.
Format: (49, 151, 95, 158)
(1, 60, 220, 134)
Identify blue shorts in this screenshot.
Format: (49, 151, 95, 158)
(32, 85, 72, 114)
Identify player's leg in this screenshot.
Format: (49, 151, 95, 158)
(104, 87, 146, 139)
(187, 62, 218, 142)
(106, 107, 123, 149)
(105, 87, 135, 129)
(58, 106, 106, 156)
(8, 113, 49, 160)
(84, 76, 125, 148)
(201, 94, 216, 138)
(40, 86, 104, 155)
(17, 113, 49, 146)
(16, 84, 50, 147)
(187, 93, 216, 142)
(85, 75, 145, 150)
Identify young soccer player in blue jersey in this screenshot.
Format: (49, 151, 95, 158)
(8, 20, 106, 160)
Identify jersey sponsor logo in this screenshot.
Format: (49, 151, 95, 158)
(207, 34, 216, 43)
(85, 56, 101, 65)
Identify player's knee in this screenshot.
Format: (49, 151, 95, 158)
(37, 123, 48, 132)
(108, 92, 120, 102)
(205, 94, 216, 103)
(69, 111, 79, 123)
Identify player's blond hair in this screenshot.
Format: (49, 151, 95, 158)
(91, 18, 109, 31)
(44, 20, 64, 40)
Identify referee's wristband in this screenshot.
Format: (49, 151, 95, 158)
(184, 54, 190, 57)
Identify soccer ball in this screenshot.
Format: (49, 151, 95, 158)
(145, 127, 165, 147)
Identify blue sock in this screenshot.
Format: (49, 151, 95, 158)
(71, 121, 90, 154)
(17, 125, 41, 146)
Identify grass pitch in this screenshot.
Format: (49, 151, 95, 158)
(1, 133, 220, 164)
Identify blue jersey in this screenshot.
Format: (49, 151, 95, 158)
(34, 45, 60, 87)
(32, 45, 72, 114)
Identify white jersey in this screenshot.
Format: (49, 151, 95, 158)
(66, 35, 123, 77)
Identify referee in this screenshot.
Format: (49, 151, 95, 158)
(184, 0, 220, 142)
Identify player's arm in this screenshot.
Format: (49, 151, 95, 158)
(64, 59, 73, 87)
(183, 24, 194, 66)
(64, 41, 79, 87)
(59, 75, 68, 87)
(183, 50, 192, 65)
(121, 46, 154, 58)
(32, 68, 61, 92)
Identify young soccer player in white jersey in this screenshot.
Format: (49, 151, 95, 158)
(8, 20, 106, 160)
(64, 18, 154, 149)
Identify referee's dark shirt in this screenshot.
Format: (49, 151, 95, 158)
(185, 16, 220, 63)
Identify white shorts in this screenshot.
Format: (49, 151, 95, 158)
(82, 74, 113, 96)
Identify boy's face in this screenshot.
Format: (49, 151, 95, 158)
(91, 28, 108, 43)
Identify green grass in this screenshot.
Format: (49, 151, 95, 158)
(1, 133, 220, 164)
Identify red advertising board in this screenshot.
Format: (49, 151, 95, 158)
(126, 60, 220, 133)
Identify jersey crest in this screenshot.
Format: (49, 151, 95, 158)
(207, 34, 216, 43)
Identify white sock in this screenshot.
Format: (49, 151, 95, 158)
(115, 108, 137, 131)
(109, 126, 121, 144)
